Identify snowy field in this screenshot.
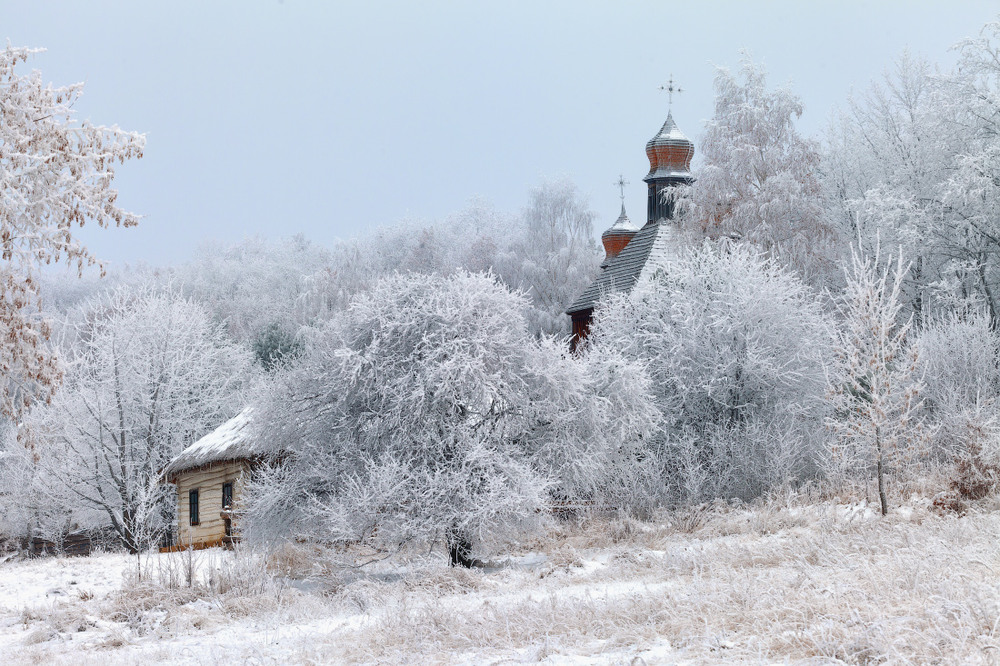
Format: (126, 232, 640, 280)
(4, 492, 1000, 665)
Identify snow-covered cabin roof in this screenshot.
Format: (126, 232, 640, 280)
(162, 408, 265, 481)
(567, 220, 682, 314)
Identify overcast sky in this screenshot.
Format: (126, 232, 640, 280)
(6, 1, 1000, 268)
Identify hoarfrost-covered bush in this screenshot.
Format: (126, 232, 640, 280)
(247, 271, 653, 566)
(913, 313, 1000, 421)
(589, 241, 832, 502)
(912, 312, 1000, 459)
(910, 313, 1000, 497)
(524, 341, 663, 513)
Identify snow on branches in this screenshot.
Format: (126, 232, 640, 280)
(826, 247, 925, 515)
(0, 46, 144, 416)
(685, 57, 833, 282)
(589, 241, 832, 502)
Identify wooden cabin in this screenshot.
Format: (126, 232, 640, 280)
(161, 409, 264, 551)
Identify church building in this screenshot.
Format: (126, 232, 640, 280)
(566, 111, 694, 350)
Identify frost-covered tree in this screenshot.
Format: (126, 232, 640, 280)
(249, 272, 549, 565)
(173, 235, 331, 350)
(934, 27, 1000, 326)
(295, 186, 599, 337)
(686, 57, 833, 282)
(247, 271, 657, 565)
(0, 46, 144, 416)
(0, 421, 107, 553)
(500, 180, 602, 335)
(827, 248, 924, 515)
(824, 27, 1000, 326)
(824, 52, 960, 322)
(16, 285, 254, 552)
(589, 242, 832, 502)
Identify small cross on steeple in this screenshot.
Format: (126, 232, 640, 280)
(659, 74, 683, 110)
(614, 174, 629, 204)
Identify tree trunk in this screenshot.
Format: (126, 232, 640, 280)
(122, 505, 140, 554)
(876, 426, 888, 516)
(447, 529, 476, 568)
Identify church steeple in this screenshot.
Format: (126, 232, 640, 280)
(602, 202, 639, 261)
(601, 174, 639, 261)
(565, 84, 697, 353)
(644, 79, 694, 224)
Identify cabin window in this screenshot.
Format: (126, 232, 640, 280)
(189, 489, 200, 526)
(222, 482, 233, 510)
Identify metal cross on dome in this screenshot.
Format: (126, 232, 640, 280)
(659, 75, 683, 110)
(614, 174, 629, 203)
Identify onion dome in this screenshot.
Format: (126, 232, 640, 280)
(643, 112, 694, 183)
(601, 203, 640, 261)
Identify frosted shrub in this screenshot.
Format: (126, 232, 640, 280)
(519, 338, 662, 514)
(589, 241, 832, 503)
(669, 420, 811, 504)
(910, 314, 1000, 499)
(912, 312, 1000, 458)
(246, 271, 653, 566)
(943, 403, 1000, 501)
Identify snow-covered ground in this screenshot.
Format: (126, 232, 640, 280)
(4, 494, 1000, 664)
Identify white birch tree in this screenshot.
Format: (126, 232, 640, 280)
(685, 57, 834, 283)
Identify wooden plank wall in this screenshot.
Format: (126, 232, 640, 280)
(174, 460, 250, 546)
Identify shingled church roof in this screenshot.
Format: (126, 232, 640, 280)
(566, 219, 682, 314)
(566, 110, 692, 336)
